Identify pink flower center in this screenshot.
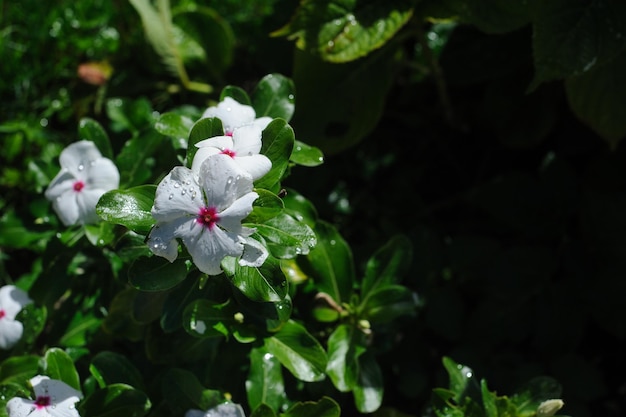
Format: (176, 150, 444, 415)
(73, 181, 85, 192)
(197, 207, 219, 229)
(225, 129, 234, 136)
(0, 309, 5, 319)
(221, 148, 236, 158)
(35, 395, 51, 409)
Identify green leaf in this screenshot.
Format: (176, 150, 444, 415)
(290, 140, 324, 167)
(360, 285, 418, 324)
(246, 347, 285, 411)
(443, 0, 530, 34)
(221, 86, 252, 105)
(481, 379, 498, 417)
(43, 347, 81, 391)
(273, 0, 413, 63)
(132, 290, 169, 325)
(298, 221, 353, 305)
(352, 352, 383, 413)
(442, 356, 474, 403)
(0, 356, 39, 385)
(186, 117, 224, 167)
(84, 221, 117, 247)
(106, 97, 155, 134)
(361, 235, 413, 298)
(128, 255, 188, 292)
(281, 397, 341, 417)
(115, 130, 164, 186)
(89, 351, 145, 391)
(78, 118, 113, 159)
(264, 320, 327, 382)
(254, 213, 317, 259)
(161, 273, 211, 333)
(282, 189, 319, 228)
(565, 51, 626, 149)
(326, 324, 365, 392)
(161, 368, 223, 412)
(251, 403, 277, 417)
(251, 73, 296, 122)
(256, 119, 295, 192)
(155, 112, 195, 147)
(78, 383, 151, 417)
(96, 185, 156, 233)
(247, 189, 284, 224)
(183, 299, 235, 338)
(226, 255, 288, 303)
(530, 0, 626, 88)
(102, 288, 145, 342)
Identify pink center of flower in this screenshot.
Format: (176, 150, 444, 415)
(221, 148, 236, 158)
(197, 207, 219, 229)
(73, 181, 85, 192)
(0, 309, 5, 319)
(225, 129, 234, 136)
(34, 395, 51, 409)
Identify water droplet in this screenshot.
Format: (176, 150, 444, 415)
(173, 182, 180, 188)
(168, 194, 174, 200)
(288, 94, 294, 101)
(77, 164, 84, 171)
(181, 190, 186, 196)
(185, 179, 191, 185)
(191, 191, 197, 199)
(327, 40, 335, 48)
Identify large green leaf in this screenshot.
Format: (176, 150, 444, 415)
(246, 189, 284, 224)
(281, 397, 341, 417)
(251, 73, 296, 122)
(78, 383, 151, 417)
(183, 299, 235, 338)
(298, 221, 354, 305)
(161, 368, 223, 413)
(530, 0, 626, 88)
(96, 185, 156, 233)
(326, 324, 365, 392)
(264, 320, 327, 382)
(78, 118, 113, 159)
(225, 255, 288, 303)
(359, 285, 418, 324)
(273, 0, 413, 63)
(89, 351, 145, 391)
(162, 272, 212, 333)
(352, 352, 383, 413)
(361, 234, 413, 297)
(256, 119, 295, 192)
(128, 255, 188, 292)
(254, 213, 316, 259)
(155, 112, 195, 150)
(565, 51, 626, 149)
(246, 347, 285, 411)
(0, 356, 39, 385)
(43, 348, 81, 391)
(115, 130, 164, 187)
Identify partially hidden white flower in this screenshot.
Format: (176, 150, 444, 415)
(202, 96, 272, 136)
(45, 140, 120, 226)
(191, 124, 272, 181)
(185, 402, 246, 417)
(147, 154, 268, 276)
(7, 375, 83, 417)
(0, 285, 32, 350)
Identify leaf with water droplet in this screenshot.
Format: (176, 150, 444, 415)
(96, 185, 156, 233)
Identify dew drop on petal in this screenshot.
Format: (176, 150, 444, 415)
(168, 194, 174, 200)
(173, 182, 180, 188)
(77, 164, 84, 171)
(181, 190, 186, 196)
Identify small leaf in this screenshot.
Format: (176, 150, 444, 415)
(264, 320, 327, 382)
(128, 256, 188, 292)
(360, 285, 418, 324)
(89, 351, 145, 391)
(256, 119, 295, 192)
(78, 118, 113, 159)
(252, 73, 296, 122)
(221, 86, 252, 105)
(161, 368, 223, 412)
(96, 185, 156, 233)
(183, 299, 235, 338)
(43, 348, 81, 391)
(290, 140, 324, 167)
(187, 117, 224, 167)
(225, 255, 287, 303)
(115, 129, 164, 186)
(361, 235, 413, 297)
(281, 397, 341, 417)
(246, 189, 284, 224)
(155, 112, 195, 142)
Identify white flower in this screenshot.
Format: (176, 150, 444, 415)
(185, 402, 246, 417)
(45, 140, 120, 226)
(202, 97, 272, 136)
(147, 154, 268, 276)
(7, 375, 83, 417)
(0, 285, 32, 350)
(191, 124, 272, 181)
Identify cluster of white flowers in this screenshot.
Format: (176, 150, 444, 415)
(45, 140, 120, 226)
(146, 97, 271, 276)
(7, 375, 83, 417)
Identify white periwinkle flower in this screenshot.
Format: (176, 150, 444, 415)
(202, 96, 272, 135)
(147, 154, 267, 276)
(7, 375, 83, 417)
(45, 140, 120, 226)
(185, 402, 246, 417)
(0, 285, 32, 350)
(191, 124, 272, 181)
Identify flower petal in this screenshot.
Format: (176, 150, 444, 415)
(30, 375, 82, 417)
(239, 237, 269, 268)
(51, 191, 80, 226)
(85, 158, 119, 190)
(199, 155, 253, 211)
(152, 166, 204, 222)
(59, 140, 103, 177)
(6, 397, 46, 417)
(232, 125, 263, 155)
(45, 171, 77, 201)
(0, 285, 32, 319)
(75, 189, 107, 225)
(147, 216, 193, 262)
(183, 225, 245, 275)
(202, 97, 255, 134)
(0, 320, 24, 350)
(190, 136, 233, 174)
(252, 117, 272, 131)
(235, 155, 272, 181)
(217, 192, 259, 234)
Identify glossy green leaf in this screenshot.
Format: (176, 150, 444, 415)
(226, 255, 288, 303)
(115, 129, 164, 187)
(254, 213, 316, 259)
(361, 234, 413, 297)
(443, 356, 474, 403)
(565, 51, 626, 149)
(251, 73, 296, 122)
(282, 188, 319, 228)
(0, 356, 39, 385)
(326, 324, 365, 392)
(282, 397, 341, 417)
(78, 118, 113, 159)
(186, 117, 224, 167)
(59, 311, 102, 347)
(78, 383, 151, 417)
(352, 352, 383, 413)
(247, 189, 284, 224)
(84, 221, 117, 247)
(481, 379, 498, 417)
(530, 0, 626, 88)
(96, 185, 156, 233)
(89, 351, 145, 391)
(298, 221, 353, 304)
(290, 140, 324, 167)
(250, 403, 277, 417)
(155, 112, 195, 145)
(264, 320, 327, 382)
(128, 255, 188, 292)
(256, 118, 295, 192)
(246, 347, 285, 411)
(221, 85, 252, 105)
(273, 0, 413, 63)
(360, 285, 418, 324)
(161, 368, 223, 412)
(183, 299, 234, 338)
(43, 347, 81, 391)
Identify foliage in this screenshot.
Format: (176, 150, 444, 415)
(2, 0, 625, 417)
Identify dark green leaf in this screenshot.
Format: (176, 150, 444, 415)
(221, 86, 252, 105)
(281, 397, 341, 417)
(264, 320, 327, 382)
(360, 285, 418, 324)
(162, 273, 212, 333)
(161, 368, 223, 412)
(89, 351, 145, 391)
(128, 255, 188, 292)
(246, 347, 285, 411)
(443, 0, 530, 34)
(326, 324, 365, 392)
(282, 189, 319, 228)
(78, 383, 151, 417)
(187, 117, 224, 167)
(254, 213, 316, 259)
(43, 347, 81, 391)
(251, 403, 277, 417)
(0, 356, 39, 385)
(84, 221, 117, 247)
(132, 290, 169, 325)
(96, 185, 156, 233)
(115, 130, 164, 187)
(290, 140, 324, 167)
(251, 73, 296, 122)
(226, 255, 287, 303)
(247, 189, 284, 224)
(183, 299, 234, 338)
(78, 118, 113, 159)
(256, 119, 295, 192)
(361, 234, 413, 297)
(352, 352, 383, 413)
